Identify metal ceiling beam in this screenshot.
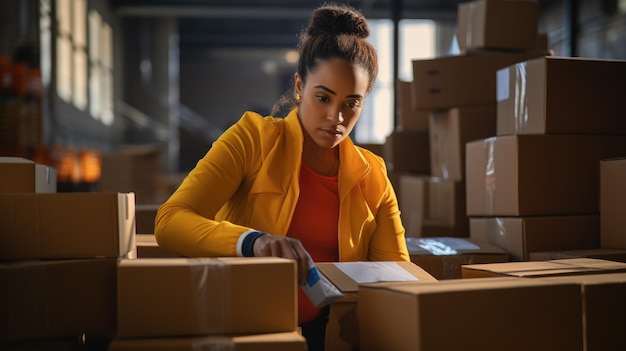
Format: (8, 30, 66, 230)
(113, 5, 458, 21)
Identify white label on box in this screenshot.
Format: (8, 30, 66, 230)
(496, 68, 509, 102)
(334, 262, 419, 284)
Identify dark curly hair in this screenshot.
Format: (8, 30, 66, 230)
(271, 2, 378, 116)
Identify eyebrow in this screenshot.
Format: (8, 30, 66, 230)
(314, 85, 364, 99)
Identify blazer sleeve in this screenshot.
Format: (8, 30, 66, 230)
(154, 112, 264, 257)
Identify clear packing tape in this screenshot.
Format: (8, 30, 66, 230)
(483, 137, 496, 215)
(498, 62, 530, 134)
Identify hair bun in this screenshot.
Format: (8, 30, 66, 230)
(307, 4, 369, 39)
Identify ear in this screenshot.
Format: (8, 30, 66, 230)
(294, 72, 303, 96)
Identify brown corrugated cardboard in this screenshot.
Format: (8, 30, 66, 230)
(423, 177, 468, 235)
(100, 145, 162, 204)
(538, 273, 626, 351)
(429, 105, 496, 181)
(116, 257, 297, 338)
(465, 135, 626, 216)
(135, 234, 182, 258)
(529, 248, 626, 262)
(469, 215, 600, 261)
(462, 258, 626, 279)
(0, 192, 136, 260)
(397, 79, 429, 131)
(399, 174, 428, 237)
(406, 236, 508, 279)
(0, 157, 56, 193)
(411, 51, 547, 110)
(600, 158, 626, 249)
(457, 0, 539, 52)
(399, 175, 469, 238)
(0, 258, 118, 343)
(358, 277, 583, 351)
(382, 129, 430, 173)
(135, 203, 159, 234)
(497, 56, 626, 135)
(108, 332, 307, 351)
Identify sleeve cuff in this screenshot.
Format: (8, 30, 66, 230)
(236, 230, 268, 257)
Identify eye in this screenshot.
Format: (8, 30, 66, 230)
(346, 101, 362, 109)
(316, 95, 330, 103)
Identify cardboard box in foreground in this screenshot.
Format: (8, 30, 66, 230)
(358, 277, 582, 351)
(0, 192, 136, 260)
(117, 257, 297, 338)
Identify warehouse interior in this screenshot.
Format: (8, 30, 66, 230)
(2, 0, 625, 177)
(2, 0, 626, 350)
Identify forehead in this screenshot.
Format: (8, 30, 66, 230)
(305, 58, 369, 95)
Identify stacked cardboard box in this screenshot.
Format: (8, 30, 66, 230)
(468, 56, 626, 260)
(406, 236, 508, 279)
(109, 257, 306, 350)
(358, 258, 626, 350)
(399, 0, 547, 239)
(358, 277, 584, 351)
(99, 145, 163, 205)
(460, 258, 626, 350)
(0, 157, 136, 348)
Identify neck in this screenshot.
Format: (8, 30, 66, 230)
(302, 137, 340, 176)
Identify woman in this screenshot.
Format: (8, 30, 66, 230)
(155, 3, 409, 349)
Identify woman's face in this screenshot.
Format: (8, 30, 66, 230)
(295, 58, 369, 150)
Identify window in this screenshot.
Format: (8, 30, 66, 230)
(53, 0, 113, 125)
(355, 19, 435, 144)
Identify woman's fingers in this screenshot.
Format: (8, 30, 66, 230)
(253, 235, 312, 285)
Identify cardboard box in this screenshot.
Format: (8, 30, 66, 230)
(399, 174, 428, 237)
(135, 203, 159, 234)
(423, 177, 468, 235)
(0, 157, 56, 193)
(429, 105, 496, 181)
(399, 175, 469, 238)
(497, 56, 626, 135)
(108, 332, 307, 351)
(407, 237, 508, 279)
(466, 135, 626, 216)
(317, 261, 437, 351)
(538, 273, 626, 351)
(358, 277, 583, 351)
(411, 51, 547, 110)
(100, 145, 162, 204)
(529, 248, 626, 262)
(0, 192, 136, 260)
(457, 0, 539, 52)
(470, 215, 600, 261)
(462, 258, 626, 279)
(135, 234, 182, 258)
(382, 129, 430, 173)
(397, 79, 429, 131)
(117, 257, 297, 338)
(600, 158, 626, 249)
(0, 258, 118, 343)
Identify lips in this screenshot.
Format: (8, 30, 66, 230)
(321, 128, 343, 137)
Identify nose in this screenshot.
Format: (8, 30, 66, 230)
(327, 107, 344, 124)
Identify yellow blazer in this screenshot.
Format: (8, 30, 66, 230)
(155, 108, 409, 262)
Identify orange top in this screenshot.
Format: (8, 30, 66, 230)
(288, 163, 339, 324)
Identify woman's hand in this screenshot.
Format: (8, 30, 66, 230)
(253, 235, 312, 285)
